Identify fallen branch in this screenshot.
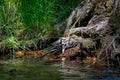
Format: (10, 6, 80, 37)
(69, 19, 109, 35)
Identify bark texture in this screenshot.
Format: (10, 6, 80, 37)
(51, 0, 120, 63)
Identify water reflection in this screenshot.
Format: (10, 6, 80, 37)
(0, 59, 120, 80)
(0, 60, 61, 80)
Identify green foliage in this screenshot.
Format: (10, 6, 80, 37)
(53, 0, 84, 22)
(20, 39, 38, 50)
(0, 0, 84, 53)
(19, 0, 54, 31)
(0, 0, 4, 5)
(0, 0, 21, 38)
(3, 36, 19, 49)
(19, 0, 84, 35)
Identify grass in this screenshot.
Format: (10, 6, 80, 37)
(0, 0, 84, 53)
(53, 0, 84, 23)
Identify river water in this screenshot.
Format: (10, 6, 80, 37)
(0, 59, 120, 80)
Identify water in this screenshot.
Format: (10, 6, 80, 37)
(53, 60, 120, 80)
(0, 59, 120, 80)
(0, 60, 61, 80)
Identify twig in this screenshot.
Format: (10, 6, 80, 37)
(98, 35, 118, 61)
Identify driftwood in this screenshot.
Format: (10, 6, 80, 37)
(62, 0, 120, 38)
(69, 19, 109, 35)
(66, 0, 94, 28)
(49, 0, 120, 67)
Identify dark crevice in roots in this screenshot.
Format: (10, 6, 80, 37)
(75, 10, 94, 27)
